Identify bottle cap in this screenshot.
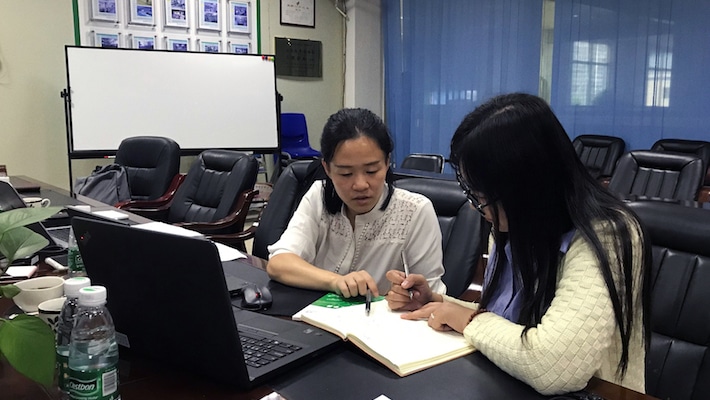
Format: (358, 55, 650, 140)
(64, 277, 91, 297)
(78, 285, 107, 307)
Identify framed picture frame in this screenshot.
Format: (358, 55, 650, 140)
(228, 41, 250, 54)
(129, 0, 155, 26)
(197, 0, 221, 31)
(228, 1, 250, 33)
(90, 0, 119, 22)
(130, 34, 157, 50)
(166, 37, 190, 51)
(164, 0, 189, 28)
(199, 40, 221, 53)
(92, 31, 121, 48)
(280, 0, 315, 28)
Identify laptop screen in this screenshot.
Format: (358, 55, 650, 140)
(71, 216, 339, 388)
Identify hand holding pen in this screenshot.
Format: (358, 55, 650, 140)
(384, 267, 436, 312)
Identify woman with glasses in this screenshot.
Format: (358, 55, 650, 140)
(267, 108, 446, 298)
(386, 93, 650, 395)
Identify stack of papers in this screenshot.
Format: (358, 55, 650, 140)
(133, 222, 246, 261)
(0, 265, 38, 281)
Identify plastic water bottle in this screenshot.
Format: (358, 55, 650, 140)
(67, 227, 86, 277)
(67, 286, 120, 400)
(56, 277, 92, 399)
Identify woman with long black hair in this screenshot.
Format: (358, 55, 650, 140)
(387, 93, 650, 395)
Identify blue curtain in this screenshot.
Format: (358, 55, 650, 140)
(551, 0, 710, 151)
(384, 0, 710, 159)
(383, 0, 543, 169)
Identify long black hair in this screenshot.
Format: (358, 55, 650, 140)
(319, 108, 395, 214)
(449, 93, 651, 377)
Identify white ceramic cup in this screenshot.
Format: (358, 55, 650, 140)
(12, 276, 65, 313)
(37, 297, 66, 335)
(22, 196, 51, 208)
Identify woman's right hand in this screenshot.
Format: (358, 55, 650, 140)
(385, 270, 435, 311)
(331, 270, 379, 298)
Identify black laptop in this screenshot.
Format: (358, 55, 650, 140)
(71, 216, 340, 389)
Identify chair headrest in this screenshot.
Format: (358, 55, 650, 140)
(573, 134, 625, 148)
(651, 139, 710, 169)
(651, 138, 710, 153)
(626, 201, 710, 257)
(115, 136, 180, 168)
(393, 178, 466, 216)
(627, 150, 702, 170)
(200, 150, 248, 171)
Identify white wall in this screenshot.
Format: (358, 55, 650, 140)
(344, 0, 383, 116)
(0, 0, 345, 189)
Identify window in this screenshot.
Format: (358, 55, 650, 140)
(571, 41, 609, 106)
(645, 35, 673, 107)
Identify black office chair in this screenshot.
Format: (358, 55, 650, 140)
(572, 134, 625, 180)
(239, 160, 325, 259)
(400, 153, 446, 173)
(118, 150, 259, 249)
(626, 201, 710, 400)
(394, 178, 489, 297)
(114, 136, 181, 201)
(608, 150, 704, 202)
(651, 138, 710, 185)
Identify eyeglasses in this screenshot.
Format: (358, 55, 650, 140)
(454, 168, 494, 215)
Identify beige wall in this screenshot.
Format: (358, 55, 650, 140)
(0, 1, 75, 189)
(0, 0, 344, 190)
(261, 0, 345, 152)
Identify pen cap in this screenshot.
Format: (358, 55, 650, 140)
(63, 277, 92, 298)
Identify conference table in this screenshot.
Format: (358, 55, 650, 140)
(0, 176, 658, 400)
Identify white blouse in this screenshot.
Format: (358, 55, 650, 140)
(268, 181, 447, 295)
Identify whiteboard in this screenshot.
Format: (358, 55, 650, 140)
(65, 46, 279, 153)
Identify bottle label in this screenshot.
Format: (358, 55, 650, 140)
(56, 350, 69, 393)
(68, 247, 85, 274)
(68, 365, 120, 400)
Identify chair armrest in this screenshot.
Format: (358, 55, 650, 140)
(697, 186, 710, 204)
(205, 225, 258, 251)
(115, 173, 186, 209)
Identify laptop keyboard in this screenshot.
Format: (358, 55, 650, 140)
(239, 331, 302, 368)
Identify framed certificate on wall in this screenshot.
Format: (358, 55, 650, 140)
(280, 0, 315, 28)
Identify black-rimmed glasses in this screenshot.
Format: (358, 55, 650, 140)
(454, 168, 494, 216)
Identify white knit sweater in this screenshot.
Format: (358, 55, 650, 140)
(443, 218, 646, 395)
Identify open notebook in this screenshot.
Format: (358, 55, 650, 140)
(293, 293, 476, 377)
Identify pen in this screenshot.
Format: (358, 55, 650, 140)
(45, 257, 69, 271)
(401, 253, 413, 300)
(365, 289, 372, 316)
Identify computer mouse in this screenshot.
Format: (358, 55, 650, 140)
(241, 284, 273, 310)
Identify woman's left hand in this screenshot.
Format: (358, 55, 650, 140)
(400, 301, 476, 333)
